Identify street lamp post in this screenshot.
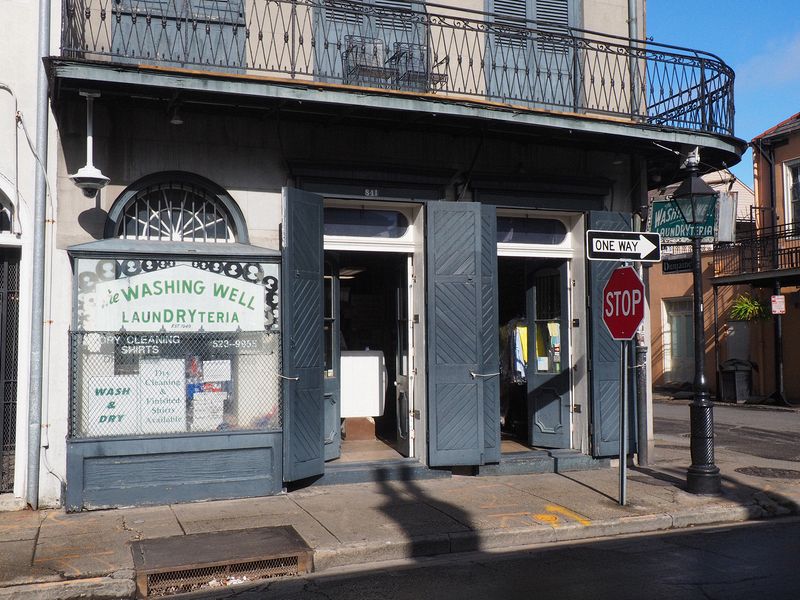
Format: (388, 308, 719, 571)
(671, 149, 722, 495)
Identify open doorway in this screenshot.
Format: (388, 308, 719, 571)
(325, 250, 412, 464)
(498, 256, 572, 454)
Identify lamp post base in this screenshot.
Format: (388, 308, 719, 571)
(687, 465, 721, 495)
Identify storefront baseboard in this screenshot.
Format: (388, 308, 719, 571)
(65, 432, 283, 511)
(478, 450, 610, 476)
(305, 459, 451, 488)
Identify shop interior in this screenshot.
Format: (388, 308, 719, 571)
(327, 250, 411, 463)
(498, 256, 537, 454)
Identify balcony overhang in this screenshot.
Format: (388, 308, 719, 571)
(47, 58, 746, 184)
(713, 268, 800, 289)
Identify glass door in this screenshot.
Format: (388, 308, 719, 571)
(526, 259, 571, 448)
(323, 257, 342, 461)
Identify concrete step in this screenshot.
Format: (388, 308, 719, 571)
(310, 459, 452, 486)
(478, 450, 610, 476)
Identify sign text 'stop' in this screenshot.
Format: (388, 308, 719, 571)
(602, 266, 645, 340)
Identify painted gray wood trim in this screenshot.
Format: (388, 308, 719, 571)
(66, 432, 282, 511)
(587, 210, 635, 457)
(298, 178, 446, 201)
(473, 190, 605, 212)
(281, 188, 326, 482)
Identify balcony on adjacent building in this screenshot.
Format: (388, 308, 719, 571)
(60, 0, 735, 137)
(714, 224, 800, 287)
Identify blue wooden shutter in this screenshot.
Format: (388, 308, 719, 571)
(481, 205, 501, 464)
(113, 0, 244, 70)
(587, 210, 636, 457)
(186, 0, 246, 70)
(426, 201, 486, 466)
(282, 188, 325, 482)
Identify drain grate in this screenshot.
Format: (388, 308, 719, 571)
(735, 466, 800, 480)
(147, 556, 301, 597)
(131, 526, 312, 598)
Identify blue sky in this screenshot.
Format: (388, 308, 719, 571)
(647, 1, 800, 187)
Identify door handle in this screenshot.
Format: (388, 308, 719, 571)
(278, 374, 300, 381)
(469, 370, 500, 379)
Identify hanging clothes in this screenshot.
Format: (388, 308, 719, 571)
(513, 324, 527, 384)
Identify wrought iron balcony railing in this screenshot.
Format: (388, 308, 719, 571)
(61, 0, 734, 136)
(715, 224, 800, 278)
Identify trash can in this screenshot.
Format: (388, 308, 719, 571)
(719, 359, 753, 403)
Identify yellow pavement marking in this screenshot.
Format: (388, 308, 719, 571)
(532, 513, 560, 525)
(545, 504, 591, 526)
(488, 504, 592, 528)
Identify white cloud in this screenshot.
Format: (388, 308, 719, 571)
(735, 33, 800, 91)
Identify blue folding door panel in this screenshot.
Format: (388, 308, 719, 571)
(587, 211, 637, 457)
(282, 188, 325, 482)
(481, 206, 501, 464)
(426, 202, 500, 466)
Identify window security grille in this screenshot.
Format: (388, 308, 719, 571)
(69, 331, 282, 438)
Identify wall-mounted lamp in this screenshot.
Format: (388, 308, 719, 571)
(69, 91, 109, 198)
(169, 104, 184, 126)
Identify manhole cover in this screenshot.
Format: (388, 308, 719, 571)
(735, 467, 800, 480)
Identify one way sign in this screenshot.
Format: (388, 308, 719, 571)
(586, 230, 662, 262)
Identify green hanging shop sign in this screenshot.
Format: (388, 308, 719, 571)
(649, 200, 715, 243)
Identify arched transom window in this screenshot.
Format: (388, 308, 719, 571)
(0, 192, 13, 234)
(116, 180, 237, 243)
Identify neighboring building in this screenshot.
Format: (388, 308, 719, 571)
(0, 0, 40, 503)
(712, 112, 800, 404)
(648, 172, 754, 395)
(8, 0, 744, 509)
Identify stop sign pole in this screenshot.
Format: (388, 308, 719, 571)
(602, 265, 646, 506)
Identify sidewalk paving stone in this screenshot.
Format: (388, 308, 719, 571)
(32, 530, 134, 579)
(177, 510, 339, 549)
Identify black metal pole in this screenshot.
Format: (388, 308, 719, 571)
(635, 336, 649, 466)
(687, 234, 721, 494)
(773, 279, 787, 405)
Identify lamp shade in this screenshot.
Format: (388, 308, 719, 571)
(671, 173, 718, 226)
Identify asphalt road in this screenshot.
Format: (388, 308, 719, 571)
(654, 402, 800, 463)
(201, 519, 800, 599)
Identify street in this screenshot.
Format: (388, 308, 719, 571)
(654, 401, 800, 463)
(198, 519, 800, 599)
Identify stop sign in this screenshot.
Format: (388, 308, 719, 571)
(602, 266, 645, 340)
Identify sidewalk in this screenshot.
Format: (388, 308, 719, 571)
(1, 439, 799, 599)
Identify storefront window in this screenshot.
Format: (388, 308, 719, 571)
(533, 270, 561, 374)
(497, 217, 567, 245)
(324, 208, 409, 238)
(71, 256, 282, 438)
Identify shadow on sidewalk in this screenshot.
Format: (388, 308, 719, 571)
(197, 463, 800, 599)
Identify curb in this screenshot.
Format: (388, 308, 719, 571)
(2, 499, 796, 599)
(314, 501, 771, 572)
(0, 577, 136, 600)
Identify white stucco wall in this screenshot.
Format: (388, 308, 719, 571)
(0, 0, 67, 507)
